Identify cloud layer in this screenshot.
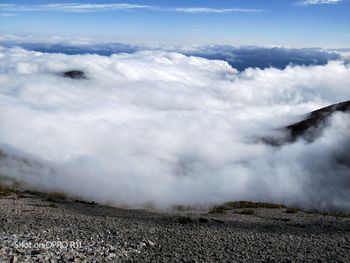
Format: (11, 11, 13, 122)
(302, 0, 342, 5)
(0, 3, 263, 14)
(0, 47, 349, 211)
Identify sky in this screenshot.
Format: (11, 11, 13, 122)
(0, 0, 349, 47)
(0, 1, 349, 211)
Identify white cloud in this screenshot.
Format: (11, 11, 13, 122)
(0, 13, 16, 17)
(301, 0, 342, 5)
(172, 7, 263, 14)
(0, 3, 152, 13)
(0, 3, 264, 14)
(41, 3, 153, 13)
(0, 47, 349, 211)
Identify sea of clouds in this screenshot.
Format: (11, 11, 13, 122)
(0, 46, 349, 211)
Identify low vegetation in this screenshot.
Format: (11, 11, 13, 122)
(176, 216, 194, 224)
(0, 181, 19, 197)
(74, 199, 98, 205)
(235, 209, 255, 215)
(285, 208, 300, 214)
(320, 211, 350, 218)
(209, 201, 286, 214)
(209, 206, 228, 214)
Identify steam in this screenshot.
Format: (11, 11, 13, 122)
(0, 46, 349, 211)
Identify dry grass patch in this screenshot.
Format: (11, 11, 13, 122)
(285, 208, 300, 214)
(235, 209, 255, 215)
(0, 181, 19, 197)
(209, 201, 286, 214)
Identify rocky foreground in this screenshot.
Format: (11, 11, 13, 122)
(0, 191, 349, 262)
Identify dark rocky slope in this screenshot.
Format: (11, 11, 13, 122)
(263, 100, 350, 146)
(286, 100, 350, 142)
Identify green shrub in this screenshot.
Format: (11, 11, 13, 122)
(285, 208, 299, 214)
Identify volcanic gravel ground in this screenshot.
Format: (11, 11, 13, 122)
(0, 193, 349, 262)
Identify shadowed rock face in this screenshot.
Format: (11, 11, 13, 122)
(63, 70, 86, 79)
(286, 100, 350, 142)
(262, 100, 350, 146)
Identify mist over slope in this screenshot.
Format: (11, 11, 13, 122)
(0, 46, 349, 210)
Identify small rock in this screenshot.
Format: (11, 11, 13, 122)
(63, 251, 75, 261)
(10, 255, 18, 263)
(31, 250, 41, 256)
(199, 217, 209, 223)
(108, 253, 116, 258)
(63, 70, 86, 79)
(145, 240, 155, 247)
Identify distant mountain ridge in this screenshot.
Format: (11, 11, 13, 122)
(0, 42, 341, 71)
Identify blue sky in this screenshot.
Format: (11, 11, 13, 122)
(0, 0, 349, 47)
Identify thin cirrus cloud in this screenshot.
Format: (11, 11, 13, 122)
(171, 7, 263, 13)
(0, 13, 17, 17)
(0, 3, 264, 14)
(301, 0, 342, 5)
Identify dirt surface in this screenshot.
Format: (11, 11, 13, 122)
(0, 192, 349, 262)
